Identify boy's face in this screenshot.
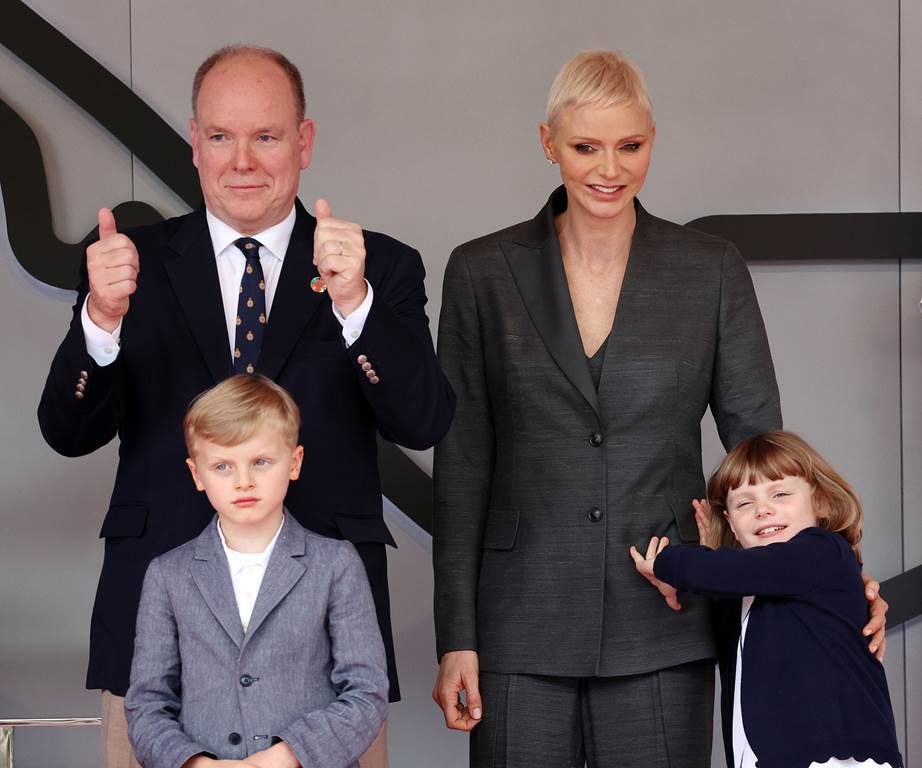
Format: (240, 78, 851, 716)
(186, 422, 303, 531)
(724, 474, 818, 549)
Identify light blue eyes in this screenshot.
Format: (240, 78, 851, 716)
(212, 458, 272, 472)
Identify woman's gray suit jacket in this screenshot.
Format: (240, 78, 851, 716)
(433, 187, 782, 677)
(125, 512, 388, 768)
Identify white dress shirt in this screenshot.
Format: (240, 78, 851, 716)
(216, 516, 284, 631)
(81, 205, 373, 366)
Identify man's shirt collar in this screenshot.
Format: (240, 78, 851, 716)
(205, 205, 296, 263)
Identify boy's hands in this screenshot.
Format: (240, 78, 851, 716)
(182, 744, 300, 768)
(246, 742, 300, 768)
(629, 536, 682, 612)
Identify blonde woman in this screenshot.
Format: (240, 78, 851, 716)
(432, 51, 887, 767)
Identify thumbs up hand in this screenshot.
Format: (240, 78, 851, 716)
(312, 198, 368, 316)
(86, 208, 140, 332)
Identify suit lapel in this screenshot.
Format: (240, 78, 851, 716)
(164, 209, 233, 383)
(191, 522, 245, 649)
(502, 190, 599, 416)
(241, 513, 307, 650)
(258, 200, 326, 380)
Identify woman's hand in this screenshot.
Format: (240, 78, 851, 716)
(432, 650, 483, 731)
(692, 498, 711, 547)
(861, 573, 889, 661)
(629, 536, 681, 611)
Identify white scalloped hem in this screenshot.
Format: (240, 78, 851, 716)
(808, 759, 894, 767)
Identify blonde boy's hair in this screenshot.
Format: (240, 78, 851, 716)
(184, 375, 300, 455)
(546, 50, 653, 129)
(706, 431, 863, 559)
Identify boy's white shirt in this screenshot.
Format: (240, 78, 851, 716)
(216, 516, 285, 631)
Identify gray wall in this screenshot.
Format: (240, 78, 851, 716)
(1, 1, 919, 765)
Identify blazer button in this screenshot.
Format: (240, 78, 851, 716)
(239, 674, 255, 687)
(228, 732, 242, 745)
(588, 432, 603, 447)
(588, 507, 602, 523)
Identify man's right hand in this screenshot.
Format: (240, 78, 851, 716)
(432, 649, 483, 731)
(86, 207, 139, 332)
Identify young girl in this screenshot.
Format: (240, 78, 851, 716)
(630, 431, 902, 768)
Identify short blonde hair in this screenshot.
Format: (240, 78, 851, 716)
(184, 375, 300, 455)
(706, 431, 863, 559)
(546, 50, 653, 128)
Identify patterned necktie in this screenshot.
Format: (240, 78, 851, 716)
(233, 238, 267, 374)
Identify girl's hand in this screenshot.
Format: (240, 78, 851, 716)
(861, 574, 889, 661)
(629, 536, 682, 611)
(692, 498, 712, 547)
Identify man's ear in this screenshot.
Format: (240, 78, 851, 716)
(189, 119, 200, 168)
(186, 457, 205, 491)
(298, 119, 315, 171)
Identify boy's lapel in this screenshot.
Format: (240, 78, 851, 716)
(241, 513, 307, 651)
(190, 522, 245, 649)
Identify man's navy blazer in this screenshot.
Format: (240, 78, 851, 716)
(655, 528, 902, 768)
(38, 199, 455, 696)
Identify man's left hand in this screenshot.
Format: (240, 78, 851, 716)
(313, 198, 368, 316)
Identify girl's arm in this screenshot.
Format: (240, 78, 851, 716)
(644, 528, 845, 598)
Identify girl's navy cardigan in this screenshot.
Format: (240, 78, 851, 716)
(654, 527, 902, 768)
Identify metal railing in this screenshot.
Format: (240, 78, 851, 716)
(0, 718, 100, 768)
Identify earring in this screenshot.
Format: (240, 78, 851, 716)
(547, 158, 556, 165)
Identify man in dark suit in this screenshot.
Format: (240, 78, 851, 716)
(38, 44, 454, 768)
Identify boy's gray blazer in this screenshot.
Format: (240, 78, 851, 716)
(125, 511, 388, 768)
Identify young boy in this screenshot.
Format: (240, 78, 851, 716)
(125, 375, 388, 768)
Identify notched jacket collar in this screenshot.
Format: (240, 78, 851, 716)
(191, 510, 308, 651)
(498, 187, 660, 417)
(161, 200, 328, 384)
